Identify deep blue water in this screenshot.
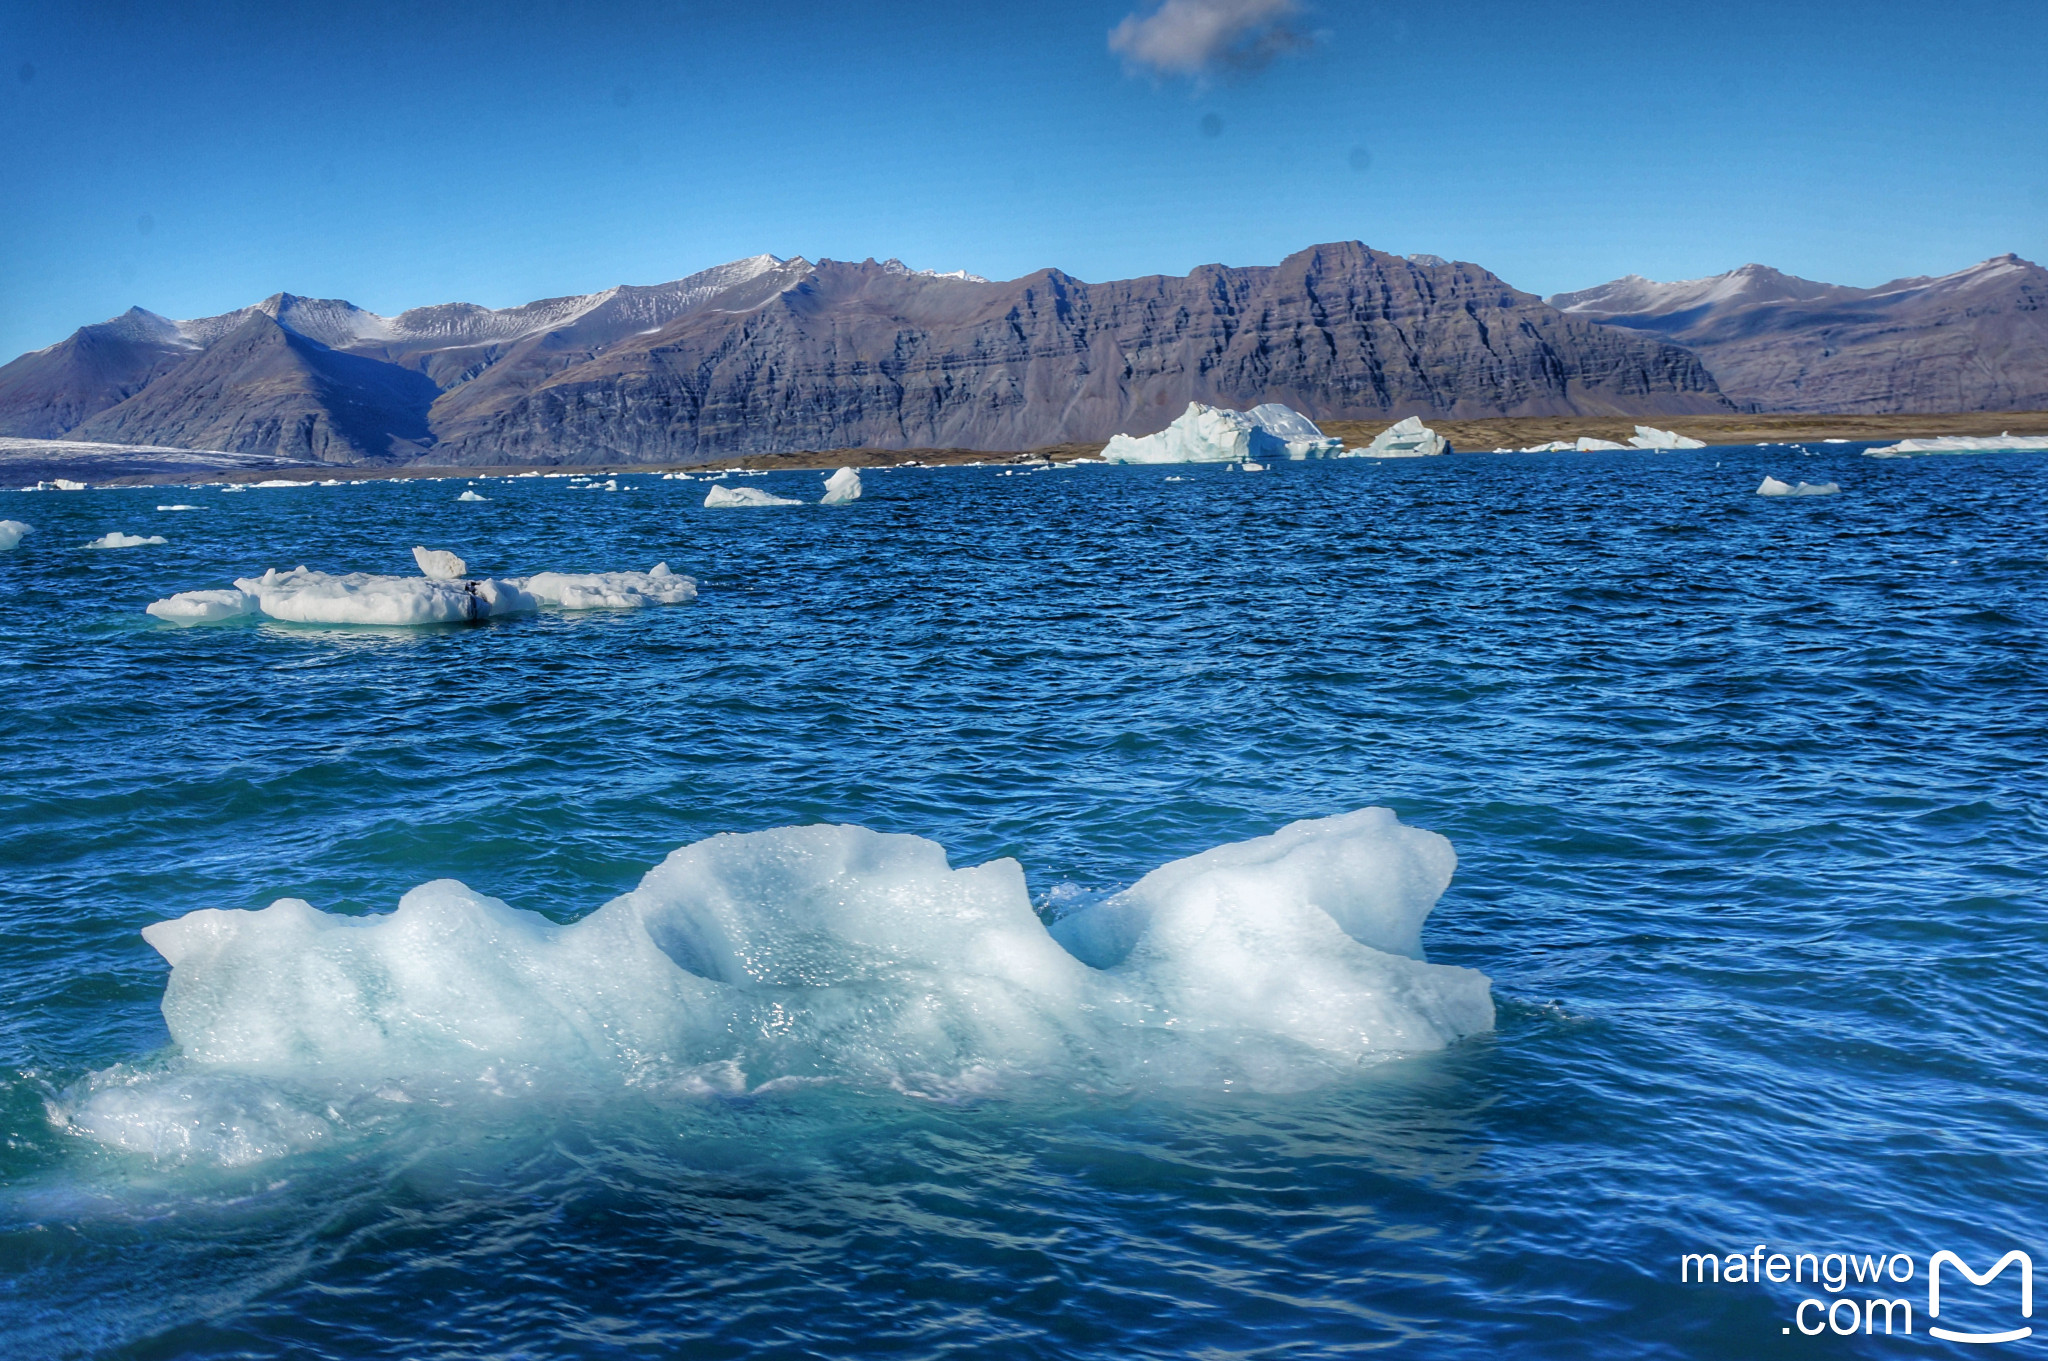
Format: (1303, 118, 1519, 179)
(1, 449, 2043, 1359)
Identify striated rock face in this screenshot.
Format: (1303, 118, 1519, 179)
(426, 245, 1729, 463)
(0, 244, 1729, 464)
(1552, 255, 2048, 413)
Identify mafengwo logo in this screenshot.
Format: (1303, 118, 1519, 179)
(1680, 1245, 2032, 1341)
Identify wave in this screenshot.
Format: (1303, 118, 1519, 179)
(56, 811, 1492, 1164)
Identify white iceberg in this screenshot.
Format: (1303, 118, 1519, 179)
(820, 467, 863, 505)
(1865, 432, 2048, 457)
(156, 504, 201, 511)
(1101, 401, 1342, 464)
(705, 485, 802, 508)
(69, 810, 1492, 1153)
(145, 562, 694, 626)
(412, 546, 467, 580)
(1353, 416, 1451, 458)
(1757, 477, 1839, 497)
(88, 532, 168, 549)
(457, 490, 488, 502)
(1627, 425, 1708, 450)
(145, 589, 258, 624)
(0, 520, 29, 551)
(31, 478, 89, 491)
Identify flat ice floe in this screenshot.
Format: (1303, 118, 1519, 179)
(1102, 402, 1343, 463)
(146, 549, 696, 625)
(57, 810, 1493, 1162)
(88, 532, 168, 548)
(1757, 477, 1839, 497)
(1866, 432, 2048, 457)
(0, 519, 29, 550)
(705, 485, 802, 507)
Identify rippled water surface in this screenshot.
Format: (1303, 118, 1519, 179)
(2, 450, 2043, 1358)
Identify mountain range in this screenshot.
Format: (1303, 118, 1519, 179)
(1550, 255, 2048, 413)
(2, 244, 2039, 465)
(0, 245, 1727, 465)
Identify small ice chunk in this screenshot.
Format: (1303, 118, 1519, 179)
(36, 478, 89, 491)
(1757, 477, 1794, 496)
(0, 520, 29, 551)
(820, 467, 863, 505)
(705, 485, 802, 507)
(156, 504, 201, 511)
(146, 588, 258, 624)
(87, 532, 168, 548)
(1791, 480, 1840, 496)
(1241, 461, 1266, 472)
(412, 546, 468, 580)
(457, 490, 488, 502)
(1627, 425, 1708, 450)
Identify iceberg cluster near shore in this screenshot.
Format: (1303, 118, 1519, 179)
(146, 550, 696, 625)
(1102, 402, 1344, 463)
(1866, 432, 2048, 457)
(58, 810, 1493, 1162)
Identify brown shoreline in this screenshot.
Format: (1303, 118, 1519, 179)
(73, 412, 2048, 487)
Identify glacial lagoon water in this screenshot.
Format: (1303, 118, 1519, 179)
(1, 449, 2043, 1358)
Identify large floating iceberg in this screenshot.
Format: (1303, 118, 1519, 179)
(1102, 402, 1343, 463)
(146, 549, 696, 626)
(61, 811, 1494, 1161)
(820, 467, 863, 504)
(1865, 432, 2048, 457)
(1627, 425, 1708, 450)
(1353, 416, 1451, 458)
(0, 520, 29, 551)
(705, 484, 802, 507)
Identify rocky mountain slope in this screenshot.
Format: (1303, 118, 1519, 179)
(0, 244, 1730, 464)
(1551, 255, 2048, 413)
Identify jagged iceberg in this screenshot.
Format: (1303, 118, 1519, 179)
(705, 485, 802, 507)
(0, 520, 29, 550)
(411, 546, 466, 580)
(88, 532, 168, 549)
(1866, 432, 2048, 457)
(820, 467, 862, 504)
(1757, 477, 1839, 497)
(1628, 425, 1707, 450)
(58, 810, 1492, 1161)
(145, 559, 695, 626)
(1101, 402, 1342, 464)
(1354, 417, 1451, 458)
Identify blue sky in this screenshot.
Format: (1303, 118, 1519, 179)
(3, 0, 2044, 358)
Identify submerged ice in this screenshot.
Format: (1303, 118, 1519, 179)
(64, 812, 1493, 1160)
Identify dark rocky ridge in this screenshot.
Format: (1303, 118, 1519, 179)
(1551, 256, 2048, 413)
(1, 243, 1733, 464)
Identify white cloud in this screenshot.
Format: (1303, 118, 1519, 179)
(1108, 0, 1310, 78)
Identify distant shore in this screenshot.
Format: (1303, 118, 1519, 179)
(18, 411, 2048, 488)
